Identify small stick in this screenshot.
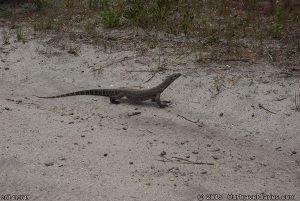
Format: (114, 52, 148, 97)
(144, 72, 157, 83)
(224, 58, 250, 62)
(158, 155, 214, 165)
(93, 56, 134, 72)
(128, 70, 159, 73)
(161, 155, 173, 162)
(128, 112, 141, 117)
(258, 103, 277, 114)
(177, 114, 199, 124)
(157, 159, 171, 163)
(274, 97, 288, 101)
(172, 156, 214, 165)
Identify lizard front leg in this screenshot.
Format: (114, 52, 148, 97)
(155, 93, 169, 108)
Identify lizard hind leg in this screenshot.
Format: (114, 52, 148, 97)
(110, 97, 121, 104)
(109, 93, 124, 104)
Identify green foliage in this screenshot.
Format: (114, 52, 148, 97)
(0, 8, 13, 18)
(181, 12, 194, 36)
(98, 0, 124, 28)
(152, 0, 173, 20)
(271, 5, 285, 39)
(89, 0, 110, 10)
(273, 4, 284, 23)
(101, 9, 120, 28)
(271, 23, 282, 39)
(244, 0, 257, 11)
(123, 0, 145, 19)
(16, 27, 25, 43)
(32, 0, 48, 10)
(65, 0, 75, 8)
(208, 27, 220, 45)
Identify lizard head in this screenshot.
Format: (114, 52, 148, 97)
(158, 73, 181, 91)
(167, 73, 181, 81)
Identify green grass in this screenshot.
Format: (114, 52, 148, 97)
(2, 29, 10, 45)
(33, 0, 48, 10)
(16, 27, 25, 43)
(1, 0, 299, 63)
(100, 9, 121, 28)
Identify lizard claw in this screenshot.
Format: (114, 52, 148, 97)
(158, 102, 169, 108)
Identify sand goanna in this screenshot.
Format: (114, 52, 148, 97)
(36, 73, 181, 108)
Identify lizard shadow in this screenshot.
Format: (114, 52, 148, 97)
(118, 99, 172, 108)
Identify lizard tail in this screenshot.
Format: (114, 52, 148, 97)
(35, 89, 115, 98)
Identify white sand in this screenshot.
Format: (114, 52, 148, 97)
(0, 26, 299, 201)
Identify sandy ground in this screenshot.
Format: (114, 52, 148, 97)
(0, 25, 300, 201)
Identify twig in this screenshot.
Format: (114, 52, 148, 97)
(144, 72, 157, 83)
(92, 56, 135, 72)
(161, 155, 173, 161)
(158, 156, 214, 165)
(258, 103, 277, 114)
(224, 58, 250, 62)
(177, 114, 199, 124)
(128, 112, 141, 117)
(180, 162, 214, 165)
(157, 159, 171, 163)
(274, 96, 288, 101)
(128, 70, 159, 73)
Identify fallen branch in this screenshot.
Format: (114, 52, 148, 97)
(128, 70, 159, 73)
(144, 72, 157, 83)
(157, 159, 171, 163)
(224, 58, 250, 62)
(258, 103, 277, 114)
(274, 97, 288, 101)
(92, 56, 135, 72)
(128, 112, 141, 117)
(177, 114, 199, 124)
(172, 156, 214, 165)
(158, 155, 214, 165)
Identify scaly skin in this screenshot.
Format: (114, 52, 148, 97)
(36, 73, 181, 108)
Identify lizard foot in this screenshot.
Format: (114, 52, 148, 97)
(110, 97, 120, 104)
(157, 102, 169, 108)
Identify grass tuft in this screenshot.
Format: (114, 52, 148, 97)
(101, 9, 120, 28)
(32, 0, 48, 10)
(16, 27, 25, 43)
(2, 29, 10, 45)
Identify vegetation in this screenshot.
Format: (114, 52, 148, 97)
(32, 0, 48, 10)
(1, 29, 9, 45)
(0, 0, 299, 64)
(16, 27, 25, 43)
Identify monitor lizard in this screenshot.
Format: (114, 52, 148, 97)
(36, 73, 181, 108)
